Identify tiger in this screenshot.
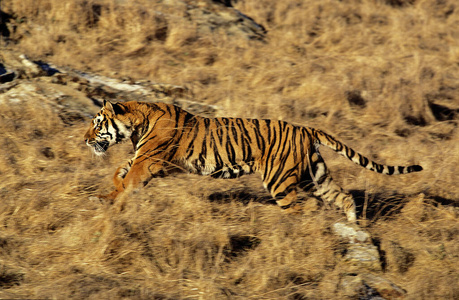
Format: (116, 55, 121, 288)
(84, 100, 423, 222)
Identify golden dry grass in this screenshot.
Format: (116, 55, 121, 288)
(0, 0, 458, 299)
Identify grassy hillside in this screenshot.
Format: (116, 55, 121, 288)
(0, 0, 458, 299)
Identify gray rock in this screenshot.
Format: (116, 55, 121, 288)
(333, 222, 372, 244)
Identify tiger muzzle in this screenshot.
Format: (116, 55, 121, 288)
(86, 139, 110, 153)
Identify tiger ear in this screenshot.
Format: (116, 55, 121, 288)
(103, 100, 125, 115)
(103, 99, 114, 113)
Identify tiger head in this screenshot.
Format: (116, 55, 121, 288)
(84, 100, 132, 156)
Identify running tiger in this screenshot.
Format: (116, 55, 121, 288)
(84, 100, 422, 222)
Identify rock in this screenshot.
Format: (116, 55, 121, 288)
(332, 222, 408, 298)
(166, 0, 266, 40)
(0, 51, 47, 79)
(343, 243, 382, 273)
(333, 222, 381, 271)
(333, 222, 372, 244)
(0, 49, 221, 123)
(18, 54, 46, 77)
(0, 78, 96, 127)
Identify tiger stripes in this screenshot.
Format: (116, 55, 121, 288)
(84, 100, 423, 222)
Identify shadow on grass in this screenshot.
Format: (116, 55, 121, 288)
(208, 187, 458, 222)
(350, 190, 458, 221)
(208, 190, 275, 206)
(208, 188, 415, 221)
(224, 235, 262, 262)
(0, 265, 23, 289)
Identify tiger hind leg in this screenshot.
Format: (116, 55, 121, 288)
(264, 174, 302, 214)
(313, 175, 356, 222)
(307, 152, 357, 222)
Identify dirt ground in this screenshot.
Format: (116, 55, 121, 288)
(0, 0, 458, 299)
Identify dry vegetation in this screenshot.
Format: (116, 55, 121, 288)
(0, 0, 458, 299)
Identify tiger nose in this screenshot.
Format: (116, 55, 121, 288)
(84, 131, 90, 143)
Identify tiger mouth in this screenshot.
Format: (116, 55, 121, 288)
(93, 141, 110, 153)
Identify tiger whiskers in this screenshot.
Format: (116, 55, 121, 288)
(93, 142, 108, 157)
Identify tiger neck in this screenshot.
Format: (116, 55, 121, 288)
(126, 102, 172, 152)
(128, 109, 149, 151)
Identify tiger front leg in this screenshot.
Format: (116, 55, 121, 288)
(92, 159, 133, 203)
(98, 159, 164, 203)
(113, 159, 133, 190)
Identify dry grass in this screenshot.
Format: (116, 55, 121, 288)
(0, 0, 458, 299)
